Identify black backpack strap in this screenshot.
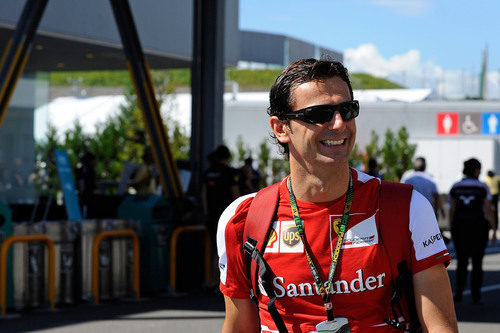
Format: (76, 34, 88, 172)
(242, 182, 283, 331)
(244, 239, 288, 333)
(243, 182, 281, 301)
(396, 261, 421, 333)
(380, 181, 421, 332)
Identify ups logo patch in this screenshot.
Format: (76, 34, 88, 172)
(282, 225, 300, 247)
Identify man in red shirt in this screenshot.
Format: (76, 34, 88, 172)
(217, 59, 457, 332)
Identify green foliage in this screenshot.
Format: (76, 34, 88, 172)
(370, 126, 416, 181)
(61, 121, 90, 167)
(166, 69, 191, 88)
(226, 69, 282, 90)
(50, 70, 132, 87)
(34, 125, 62, 196)
(348, 144, 364, 169)
(50, 69, 402, 91)
(35, 77, 191, 195)
(271, 159, 290, 183)
(236, 136, 249, 165)
(49, 69, 190, 89)
(394, 127, 416, 179)
(365, 130, 381, 160)
(169, 124, 190, 160)
(257, 139, 271, 187)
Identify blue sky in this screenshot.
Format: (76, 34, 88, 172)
(240, 0, 500, 99)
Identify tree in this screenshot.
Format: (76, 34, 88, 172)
(271, 159, 290, 183)
(236, 136, 250, 166)
(379, 126, 416, 181)
(257, 139, 271, 187)
(348, 144, 364, 169)
(365, 130, 381, 162)
(394, 126, 416, 180)
(34, 124, 63, 197)
(34, 73, 190, 196)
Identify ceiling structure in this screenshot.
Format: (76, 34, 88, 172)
(0, 25, 191, 72)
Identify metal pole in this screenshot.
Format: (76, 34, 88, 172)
(190, 0, 226, 198)
(109, 0, 183, 198)
(0, 0, 49, 128)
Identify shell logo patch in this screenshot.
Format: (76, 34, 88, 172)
(267, 228, 278, 248)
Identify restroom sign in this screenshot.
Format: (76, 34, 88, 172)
(437, 112, 458, 135)
(459, 113, 481, 135)
(482, 113, 500, 135)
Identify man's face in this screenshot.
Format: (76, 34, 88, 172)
(277, 76, 356, 169)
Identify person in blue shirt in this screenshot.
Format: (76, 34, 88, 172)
(401, 157, 445, 219)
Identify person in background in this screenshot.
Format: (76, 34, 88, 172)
(401, 157, 446, 220)
(129, 146, 157, 195)
(483, 170, 500, 230)
(76, 151, 97, 218)
(366, 157, 382, 179)
(449, 158, 496, 304)
(201, 145, 240, 289)
(201, 145, 240, 239)
(239, 157, 262, 195)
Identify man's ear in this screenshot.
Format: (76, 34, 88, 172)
(270, 116, 291, 143)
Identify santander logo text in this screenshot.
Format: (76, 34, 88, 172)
(259, 269, 386, 298)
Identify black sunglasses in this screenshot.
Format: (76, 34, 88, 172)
(283, 100, 359, 124)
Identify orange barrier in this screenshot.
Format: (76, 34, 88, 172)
(0, 234, 55, 316)
(91, 229, 140, 304)
(169, 225, 211, 293)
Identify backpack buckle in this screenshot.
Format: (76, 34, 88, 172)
(244, 237, 258, 257)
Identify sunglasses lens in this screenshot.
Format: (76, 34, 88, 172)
(305, 108, 333, 123)
(340, 102, 359, 121)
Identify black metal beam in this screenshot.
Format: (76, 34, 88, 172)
(0, 0, 48, 127)
(190, 0, 226, 198)
(109, 0, 183, 198)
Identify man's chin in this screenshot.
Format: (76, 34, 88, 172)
(318, 154, 350, 166)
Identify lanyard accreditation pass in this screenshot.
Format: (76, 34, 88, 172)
(287, 170, 353, 324)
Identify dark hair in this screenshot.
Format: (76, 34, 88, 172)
(211, 145, 231, 161)
(488, 170, 495, 177)
(368, 157, 378, 170)
(268, 58, 354, 157)
(463, 158, 481, 178)
(413, 157, 426, 172)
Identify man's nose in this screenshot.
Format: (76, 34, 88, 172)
(327, 111, 346, 131)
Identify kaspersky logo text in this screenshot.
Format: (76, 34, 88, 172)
(259, 269, 386, 298)
(422, 233, 443, 248)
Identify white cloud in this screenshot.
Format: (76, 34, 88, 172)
(344, 43, 500, 100)
(368, 0, 430, 16)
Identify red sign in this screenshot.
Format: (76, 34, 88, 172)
(437, 113, 458, 135)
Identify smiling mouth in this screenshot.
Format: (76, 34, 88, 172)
(321, 139, 345, 146)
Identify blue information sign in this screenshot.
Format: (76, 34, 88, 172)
(481, 113, 500, 135)
(54, 149, 82, 220)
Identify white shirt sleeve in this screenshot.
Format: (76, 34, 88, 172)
(408, 189, 447, 261)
